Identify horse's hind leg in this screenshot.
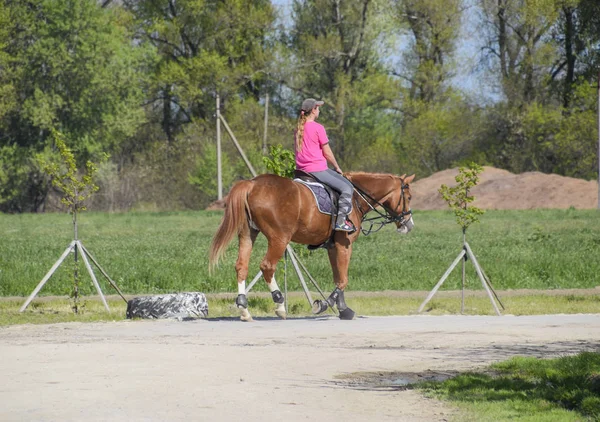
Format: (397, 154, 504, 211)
(260, 240, 288, 320)
(235, 227, 259, 322)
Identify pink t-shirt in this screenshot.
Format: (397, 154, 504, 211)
(295, 121, 329, 172)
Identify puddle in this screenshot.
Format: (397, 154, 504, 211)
(333, 370, 458, 390)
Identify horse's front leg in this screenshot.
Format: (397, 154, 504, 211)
(319, 234, 356, 320)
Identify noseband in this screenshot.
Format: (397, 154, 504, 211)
(351, 178, 412, 236)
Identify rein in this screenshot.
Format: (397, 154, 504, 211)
(351, 179, 412, 236)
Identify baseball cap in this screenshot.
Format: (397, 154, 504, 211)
(301, 98, 324, 112)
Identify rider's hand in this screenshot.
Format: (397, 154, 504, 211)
(335, 167, 342, 174)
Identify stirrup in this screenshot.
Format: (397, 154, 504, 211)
(335, 220, 355, 233)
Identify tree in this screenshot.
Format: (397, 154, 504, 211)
(478, 0, 562, 106)
(439, 162, 485, 232)
(476, 0, 599, 179)
(390, 0, 462, 105)
(420, 163, 503, 315)
(189, 143, 236, 199)
(0, 0, 154, 212)
(389, 0, 471, 177)
(39, 130, 105, 313)
(124, 0, 277, 141)
(399, 94, 484, 175)
(0, 3, 15, 122)
(551, 0, 600, 108)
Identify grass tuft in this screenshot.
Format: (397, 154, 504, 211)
(419, 352, 600, 421)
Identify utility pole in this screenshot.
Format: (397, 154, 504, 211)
(216, 94, 223, 200)
(263, 93, 269, 155)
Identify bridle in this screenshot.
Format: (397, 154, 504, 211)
(350, 177, 412, 236)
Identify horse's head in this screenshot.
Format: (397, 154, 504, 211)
(390, 174, 415, 234)
(347, 172, 416, 235)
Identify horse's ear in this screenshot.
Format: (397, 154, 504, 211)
(399, 173, 406, 179)
(404, 174, 415, 184)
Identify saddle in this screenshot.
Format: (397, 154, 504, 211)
(293, 169, 339, 250)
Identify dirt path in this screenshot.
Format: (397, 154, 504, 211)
(1, 314, 599, 422)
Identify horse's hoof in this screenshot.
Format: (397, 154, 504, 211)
(338, 307, 356, 320)
(240, 308, 254, 322)
(275, 304, 287, 320)
(312, 300, 328, 315)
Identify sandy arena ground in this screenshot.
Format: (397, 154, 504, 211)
(1, 314, 599, 421)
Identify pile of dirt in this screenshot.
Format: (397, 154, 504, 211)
(205, 199, 226, 211)
(412, 166, 599, 210)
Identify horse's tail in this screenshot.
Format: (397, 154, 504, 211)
(209, 180, 253, 272)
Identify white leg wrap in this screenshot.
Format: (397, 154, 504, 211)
(268, 277, 280, 292)
(238, 280, 246, 295)
(268, 276, 286, 319)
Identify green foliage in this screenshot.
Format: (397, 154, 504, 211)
(552, 82, 599, 179)
(479, 0, 560, 106)
(399, 94, 483, 176)
(481, 89, 598, 179)
(0, 0, 154, 212)
(0, 144, 46, 212)
(127, 0, 276, 139)
(40, 130, 104, 215)
(439, 163, 485, 231)
(420, 352, 600, 421)
(189, 143, 236, 200)
(263, 144, 295, 178)
(2, 0, 152, 158)
(0, 4, 16, 122)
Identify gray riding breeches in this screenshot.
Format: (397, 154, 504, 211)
(310, 169, 353, 224)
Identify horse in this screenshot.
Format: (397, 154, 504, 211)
(208, 171, 415, 321)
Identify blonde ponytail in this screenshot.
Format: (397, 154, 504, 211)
(295, 112, 309, 152)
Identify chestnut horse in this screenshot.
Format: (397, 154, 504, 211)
(209, 172, 415, 321)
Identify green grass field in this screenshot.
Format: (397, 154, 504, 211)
(1, 209, 599, 298)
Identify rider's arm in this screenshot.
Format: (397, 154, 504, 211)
(322, 143, 342, 174)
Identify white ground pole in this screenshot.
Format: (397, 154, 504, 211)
(20, 241, 126, 313)
(76, 241, 109, 311)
